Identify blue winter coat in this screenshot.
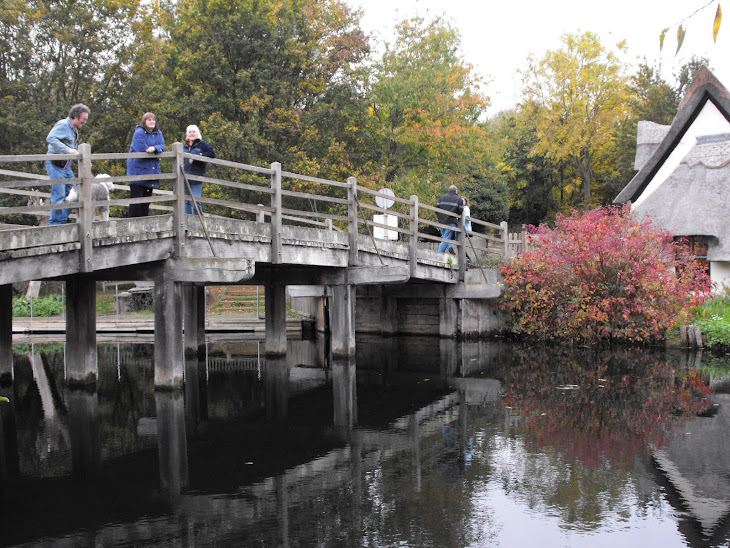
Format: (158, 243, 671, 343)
(126, 125, 166, 188)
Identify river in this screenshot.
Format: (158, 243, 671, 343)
(1, 334, 729, 547)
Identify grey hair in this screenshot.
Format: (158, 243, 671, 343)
(448, 185, 458, 193)
(68, 103, 90, 120)
(186, 124, 201, 139)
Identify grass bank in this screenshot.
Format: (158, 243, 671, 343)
(692, 294, 730, 349)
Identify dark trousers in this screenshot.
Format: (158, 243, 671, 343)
(129, 185, 153, 217)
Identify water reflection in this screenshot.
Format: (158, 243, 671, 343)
(1, 336, 729, 547)
(68, 387, 101, 482)
(501, 346, 712, 466)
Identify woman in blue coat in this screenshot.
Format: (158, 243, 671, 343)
(126, 112, 166, 217)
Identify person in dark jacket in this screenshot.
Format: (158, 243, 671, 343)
(183, 124, 216, 215)
(436, 185, 464, 253)
(126, 112, 166, 217)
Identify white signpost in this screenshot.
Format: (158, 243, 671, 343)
(373, 188, 398, 240)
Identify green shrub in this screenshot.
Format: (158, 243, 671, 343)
(693, 295, 730, 346)
(12, 294, 64, 317)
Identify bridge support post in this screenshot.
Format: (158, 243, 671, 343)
(265, 282, 287, 356)
(0, 284, 12, 384)
(439, 293, 459, 339)
(66, 277, 98, 386)
(380, 286, 398, 336)
(154, 275, 184, 389)
(330, 284, 356, 358)
(183, 284, 206, 363)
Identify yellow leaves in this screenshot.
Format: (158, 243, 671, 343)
(714, 3, 723, 42)
(676, 25, 686, 56)
(660, 2, 722, 53)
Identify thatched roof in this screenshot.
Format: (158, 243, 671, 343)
(614, 66, 730, 204)
(614, 67, 730, 261)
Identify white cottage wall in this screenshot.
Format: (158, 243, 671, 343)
(711, 262, 730, 294)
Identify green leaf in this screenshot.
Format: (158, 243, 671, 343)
(676, 25, 686, 55)
(659, 28, 668, 51)
(0, 396, 9, 403)
(714, 4, 723, 43)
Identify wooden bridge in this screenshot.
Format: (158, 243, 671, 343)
(0, 144, 511, 388)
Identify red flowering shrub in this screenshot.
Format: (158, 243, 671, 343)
(500, 205, 712, 342)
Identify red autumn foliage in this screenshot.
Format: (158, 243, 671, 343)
(500, 205, 712, 342)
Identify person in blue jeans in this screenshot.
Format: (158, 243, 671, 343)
(46, 104, 90, 225)
(436, 185, 464, 253)
(183, 124, 216, 215)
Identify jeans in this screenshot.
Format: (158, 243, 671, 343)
(184, 181, 203, 215)
(438, 223, 459, 253)
(46, 160, 75, 225)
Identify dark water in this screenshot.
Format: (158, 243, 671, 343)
(2, 334, 730, 547)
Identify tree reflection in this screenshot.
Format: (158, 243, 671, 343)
(502, 346, 712, 466)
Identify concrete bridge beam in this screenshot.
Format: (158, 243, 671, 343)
(66, 276, 98, 386)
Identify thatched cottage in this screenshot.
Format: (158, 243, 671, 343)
(614, 66, 730, 292)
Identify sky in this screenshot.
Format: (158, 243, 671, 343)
(343, 0, 730, 115)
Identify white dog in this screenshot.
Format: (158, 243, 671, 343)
(66, 174, 115, 221)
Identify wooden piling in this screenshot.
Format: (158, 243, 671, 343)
(66, 276, 98, 386)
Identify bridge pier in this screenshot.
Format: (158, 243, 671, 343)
(66, 277, 98, 386)
(0, 284, 12, 384)
(183, 284, 206, 362)
(154, 275, 184, 389)
(329, 285, 356, 358)
(265, 283, 287, 356)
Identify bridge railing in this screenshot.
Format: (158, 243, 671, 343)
(0, 145, 510, 277)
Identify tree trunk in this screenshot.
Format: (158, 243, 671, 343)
(581, 146, 591, 206)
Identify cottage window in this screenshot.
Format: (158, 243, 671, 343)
(674, 236, 710, 274)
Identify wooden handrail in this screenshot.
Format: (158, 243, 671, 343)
(0, 143, 512, 264)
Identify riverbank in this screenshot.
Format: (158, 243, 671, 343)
(11, 312, 311, 339)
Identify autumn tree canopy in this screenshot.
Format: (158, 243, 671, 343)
(519, 32, 632, 207)
(0, 0, 713, 230)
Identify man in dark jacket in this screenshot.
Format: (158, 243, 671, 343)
(436, 185, 463, 253)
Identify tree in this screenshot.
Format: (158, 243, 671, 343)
(153, 0, 369, 177)
(596, 62, 679, 205)
(519, 32, 632, 207)
(364, 16, 492, 203)
(0, 0, 152, 155)
(500, 205, 712, 343)
(487, 110, 559, 226)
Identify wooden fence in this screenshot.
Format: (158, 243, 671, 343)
(0, 144, 515, 276)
